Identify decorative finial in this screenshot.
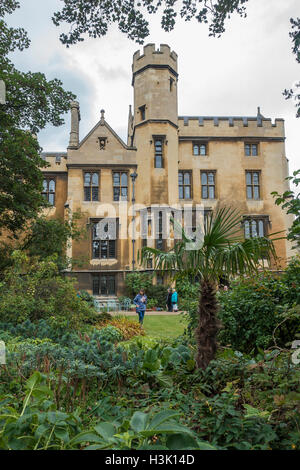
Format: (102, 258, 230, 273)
(100, 109, 105, 125)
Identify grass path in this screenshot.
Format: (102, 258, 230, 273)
(120, 314, 187, 339)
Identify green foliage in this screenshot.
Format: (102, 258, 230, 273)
(77, 289, 95, 308)
(0, 1, 75, 237)
(147, 284, 168, 308)
(22, 211, 86, 271)
(70, 408, 212, 450)
(282, 254, 300, 304)
(124, 272, 153, 298)
(0, 319, 299, 450)
(0, 252, 98, 330)
(95, 325, 123, 343)
(0, 370, 212, 450)
(0, 129, 47, 236)
(141, 207, 276, 368)
(176, 277, 200, 330)
(53, 0, 250, 46)
(218, 269, 300, 353)
(147, 298, 158, 309)
(271, 169, 300, 249)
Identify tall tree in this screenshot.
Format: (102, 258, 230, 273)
(0, 0, 75, 236)
(140, 207, 276, 369)
(272, 169, 300, 249)
(53, 0, 299, 117)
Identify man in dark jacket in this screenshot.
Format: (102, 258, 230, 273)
(166, 288, 173, 312)
(133, 289, 147, 325)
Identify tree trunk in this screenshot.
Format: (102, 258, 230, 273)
(195, 279, 220, 369)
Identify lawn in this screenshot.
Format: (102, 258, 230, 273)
(124, 314, 187, 339)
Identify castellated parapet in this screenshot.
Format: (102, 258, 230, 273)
(132, 43, 178, 75)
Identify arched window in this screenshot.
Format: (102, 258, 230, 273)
(193, 143, 207, 156)
(42, 178, 56, 206)
(244, 217, 267, 239)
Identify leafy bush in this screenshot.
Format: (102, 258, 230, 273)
(218, 270, 300, 353)
(124, 272, 168, 308)
(0, 371, 213, 450)
(147, 284, 168, 309)
(147, 298, 158, 309)
(0, 252, 98, 330)
(124, 272, 153, 298)
(77, 289, 95, 308)
(97, 317, 145, 341)
(94, 325, 123, 343)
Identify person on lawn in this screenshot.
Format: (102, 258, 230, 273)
(166, 287, 173, 312)
(133, 289, 147, 325)
(171, 288, 178, 312)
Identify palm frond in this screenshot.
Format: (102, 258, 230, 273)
(139, 206, 277, 282)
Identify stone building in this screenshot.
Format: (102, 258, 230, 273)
(41, 43, 293, 300)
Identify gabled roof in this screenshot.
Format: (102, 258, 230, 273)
(78, 117, 136, 151)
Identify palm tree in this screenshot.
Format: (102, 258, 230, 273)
(140, 207, 277, 369)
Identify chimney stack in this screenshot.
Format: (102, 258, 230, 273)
(68, 101, 80, 148)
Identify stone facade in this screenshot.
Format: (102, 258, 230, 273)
(41, 43, 293, 298)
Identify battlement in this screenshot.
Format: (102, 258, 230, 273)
(132, 43, 178, 75)
(178, 115, 285, 134)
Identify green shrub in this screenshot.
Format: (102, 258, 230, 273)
(147, 298, 158, 309)
(218, 269, 300, 353)
(124, 272, 168, 308)
(0, 252, 98, 330)
(147, 284, 168, 308)
(124, 272, 153, 298)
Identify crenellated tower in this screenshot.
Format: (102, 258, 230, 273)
(132, 43, 178, 126)
(131, 44, 179, 207)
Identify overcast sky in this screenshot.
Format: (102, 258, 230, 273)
(6, 0, 299, 176)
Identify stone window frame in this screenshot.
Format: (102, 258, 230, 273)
(242, 215, 270, 239)
(112, 170, 129, 201)
(138, 105, 146, 121)
(83, 170, 100, 201)
(42, 176, 56, 206)
(244, 142, 259, 157)
(92, 273, 116, 296)
(153, 134, 166, 169)
(201, 170, 216, 199)
(178, 170, 193, 200)
(91, 218, 118, 260)
(246, 170, 261, 200)
(193, 142, 208, 156)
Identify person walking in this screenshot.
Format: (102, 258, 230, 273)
(133, 289, 147, 325)
(166, 287, 173, 312)
(171, 288, 178, 312)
